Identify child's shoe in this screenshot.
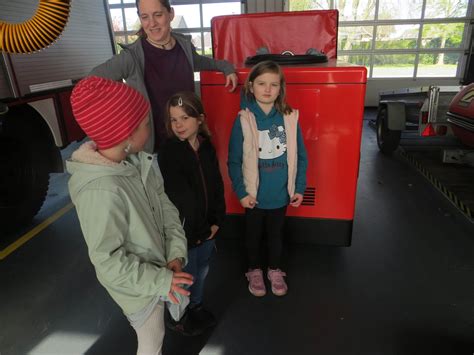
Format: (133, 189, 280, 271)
(245, 268, 266, 297)
(188, 303, 217, 330)
(267, 268, 288, 296)
(165, 309, 206, 336)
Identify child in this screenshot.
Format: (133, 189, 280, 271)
(66, 76, 193, 354)
(158, 91, 225, 335)
(228, 60, 308, 297)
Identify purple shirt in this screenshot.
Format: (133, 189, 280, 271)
(142, 38, 194, 151)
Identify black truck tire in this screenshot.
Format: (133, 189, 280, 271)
(376, 107, 401, 155)
(0, 111, 52, 232)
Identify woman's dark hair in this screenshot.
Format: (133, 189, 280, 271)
(165, 91, 211, 138)
(136, 0, 171, 13)
(135, 0, 172, 37)
(244, 60, 292, 115)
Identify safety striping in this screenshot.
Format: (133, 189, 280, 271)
(0, 203, 74, 260)
(399, 148, 473, 222)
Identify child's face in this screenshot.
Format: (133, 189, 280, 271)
(250, 72, 281, 108)
(169, 106, 201, 142)
(130, 113, 151, 152)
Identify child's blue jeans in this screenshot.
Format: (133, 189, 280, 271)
(184, 239, 215, 306)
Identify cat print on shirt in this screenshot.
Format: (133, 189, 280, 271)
(258, 124, 287, 160)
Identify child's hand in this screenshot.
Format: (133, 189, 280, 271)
(168, 271, 193, 304)
(207, 224, 219, 240)
(167, 258, 183, 272)
(290, 193, 303, 207)
(240, 195, 257, 209)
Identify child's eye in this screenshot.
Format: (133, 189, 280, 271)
(272, 83, 279, 87)
(140, 15, 148, 20)
(183, 116, 189, 120)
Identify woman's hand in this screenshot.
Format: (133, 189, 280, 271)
(240, 195, 257, 209)
(290, 193, 303, 207)
(168, 271, 193, 304)
(225, 73, 238, 92)
(207, 224, 219, 240)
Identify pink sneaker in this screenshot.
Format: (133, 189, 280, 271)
(245, 269, 266, 297)
(267, 269, 288, 296)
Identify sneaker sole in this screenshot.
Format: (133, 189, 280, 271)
(271, 287, 287, 296)
(248, 285, 266, 297)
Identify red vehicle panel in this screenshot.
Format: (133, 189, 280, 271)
(211, 10, 338, 65)
(447, 83, 474, 147)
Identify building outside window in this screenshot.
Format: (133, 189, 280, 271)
(289, 0, 472, 79)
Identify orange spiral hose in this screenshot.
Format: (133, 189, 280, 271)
(0, 0, 71, 54)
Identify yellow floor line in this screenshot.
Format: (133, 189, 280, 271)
(0, 203, 74, 260)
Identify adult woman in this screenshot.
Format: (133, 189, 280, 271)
(91, 0, 237, 152)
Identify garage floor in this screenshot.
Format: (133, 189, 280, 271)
(1, 109, 474, 355)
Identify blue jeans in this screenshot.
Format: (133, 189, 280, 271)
(184, 239, 215, 306)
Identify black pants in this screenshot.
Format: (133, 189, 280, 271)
(245, 206, 287, 270)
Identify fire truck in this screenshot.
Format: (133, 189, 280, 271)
(0, 0, 115, 232)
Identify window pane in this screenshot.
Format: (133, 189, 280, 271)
(289, 0, 331, 11)
(373, 54, 415, 77)
(339, 55, 370, 74)
(202, 31, 212, 56)
(203, 2, 241, 28)
(108, 0, 121, 4)
(110, 8, 124, 31)
(338, 26, 373, 50)
(173, 5, 201, 29)
(421, 23, 464, 49)
(124, 7, 140, 31)
(124, 0, 135, 3)
(375, 25, 419, 49)
(378, 0, 422, 19)
(425, 0, 468, 18)
(127, 35, 139, 44)
(188, 32, 204, 54)
(417, 53, 460, 77)
(115, 36, 126, 53)
(335, 0, 375, 21)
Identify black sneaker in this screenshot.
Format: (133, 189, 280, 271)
(188, 304, 217, 330)
(165, 309, 208, 336)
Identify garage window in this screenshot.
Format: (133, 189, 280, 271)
(289, 0, 472, 79)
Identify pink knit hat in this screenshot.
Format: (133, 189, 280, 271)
(70, 76, 150, 149)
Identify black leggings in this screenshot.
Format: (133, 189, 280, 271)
(245, 206, 287, 270)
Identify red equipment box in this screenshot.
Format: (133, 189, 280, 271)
(201, 11, 367, 246)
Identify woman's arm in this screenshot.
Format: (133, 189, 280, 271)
(90, 49, 135, 81)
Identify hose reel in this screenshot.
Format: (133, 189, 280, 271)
(0, 0, 71, 54)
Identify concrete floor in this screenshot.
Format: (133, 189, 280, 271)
(1, 111, 473, 355)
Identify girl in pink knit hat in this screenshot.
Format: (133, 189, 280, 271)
(66, 76, 192, 354)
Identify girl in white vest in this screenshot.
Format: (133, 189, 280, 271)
(228, 61, 308, 297)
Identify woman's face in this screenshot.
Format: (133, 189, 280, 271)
(138, 0, 174, 43)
